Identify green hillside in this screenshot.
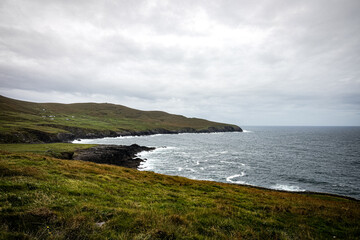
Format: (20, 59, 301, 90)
(1, 151, 359, 239)
(0, 95, 241, 143)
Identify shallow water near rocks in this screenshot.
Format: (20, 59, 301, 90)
(74, 126, 360, 199)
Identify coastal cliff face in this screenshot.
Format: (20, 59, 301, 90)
(0, 125, 242, 144)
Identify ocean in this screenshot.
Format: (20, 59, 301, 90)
(74, 126, 360, 199)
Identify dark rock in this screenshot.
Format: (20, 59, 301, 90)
(0, 124, 242, 144)
(73, 144, 155, 169)
(59, 151, 74, 160)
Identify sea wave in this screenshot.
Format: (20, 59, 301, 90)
(226, 173, 246, 184)
(215, 151, 228, 154)
(72, 139, 93, 144)
(271, 184, 305, 192)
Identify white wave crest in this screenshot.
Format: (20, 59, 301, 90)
(138, 161, 154, 171)
(220, 161, 248, 169)
(72, 139, 95, 144)
(186, 168, 197, 173)
(226, 172, 246, 184)
(215, 151, 228, 154)
(271, 184, 305, 192)
(139, 146, 177, 157)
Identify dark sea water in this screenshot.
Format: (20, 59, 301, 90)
(74, 126, 360, 199)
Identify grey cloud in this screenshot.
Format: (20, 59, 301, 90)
(0, 0, 359, 126)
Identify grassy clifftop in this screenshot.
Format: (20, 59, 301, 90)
(0, 95, 241, 143)
(1, 151, 359, 239)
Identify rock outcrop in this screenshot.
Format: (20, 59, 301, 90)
(73, 144, 155, 169)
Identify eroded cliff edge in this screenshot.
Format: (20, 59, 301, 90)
(0, 125, 242, 143)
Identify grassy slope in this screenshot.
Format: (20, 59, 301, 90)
(0, 95, 241, 143)
(1, 151, 359, 239)
(0, 143, 96, 159)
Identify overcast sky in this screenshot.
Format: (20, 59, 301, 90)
(1, 0, 359, 126)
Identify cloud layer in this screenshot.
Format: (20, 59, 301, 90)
(1, 0, 359, 125)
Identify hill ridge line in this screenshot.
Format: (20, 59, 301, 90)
(0, 95, 242, 143)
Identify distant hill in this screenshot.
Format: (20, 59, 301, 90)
(0, 95, 242, 143)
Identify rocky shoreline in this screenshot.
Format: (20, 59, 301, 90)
(0, 125, 242, 143)
(54, 144, 155, 169)
(73, 144, 155, 169)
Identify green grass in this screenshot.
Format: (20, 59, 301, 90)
(0, 143, 96, 159)
(1, 151, 359, 239)
(0, 95, 241, 143)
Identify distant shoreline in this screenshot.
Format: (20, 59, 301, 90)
(0, 126, 243, 144)
(0, 95, 242, 144)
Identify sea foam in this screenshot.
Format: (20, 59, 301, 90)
(271, 184, 305, 192)
(226, 173, 246, 184)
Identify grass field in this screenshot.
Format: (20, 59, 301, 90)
(1, 151, 359, 239)
(0, 143, 96, 159)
